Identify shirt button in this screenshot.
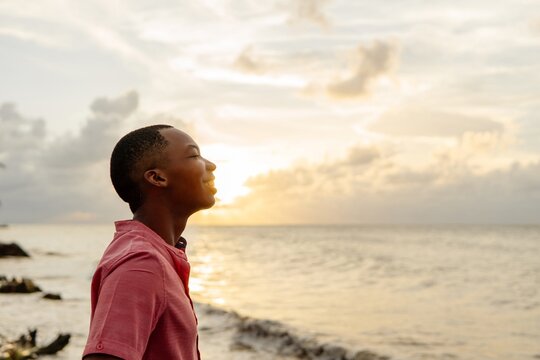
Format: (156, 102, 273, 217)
(96, 343, 104, 350)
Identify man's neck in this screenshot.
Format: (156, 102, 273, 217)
(133, 205, 188, 247)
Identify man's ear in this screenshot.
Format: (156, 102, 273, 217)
(143, 169, 168, 187)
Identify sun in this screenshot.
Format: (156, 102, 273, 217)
(212, 165, 251, 205)
(201, 144, 257, 205)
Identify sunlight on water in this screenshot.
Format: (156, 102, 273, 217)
(186, 225, 540, 360)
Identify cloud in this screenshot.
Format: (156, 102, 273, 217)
(43, 91, 138, 168)
(0, 103, 46, 162)
(326, 40, 399, 99)
(0, 91, 206, 223)
(233, 46, 266, 74)
(433, 131, 514, 174)
(529, 18, 540, 34)
(344, 145, 383, 166)
(90, 91, 139, 117)
(0, 91, 140, 223)
(0, 103, 70, 221)
(285, 0, 332, 26)
(0, 27, 65, 48)
(370, 106, 505, 138)
(457, 131, 508, 153)
(202, 139, 540, 225)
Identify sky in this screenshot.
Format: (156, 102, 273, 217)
(0, 0, 539, 224)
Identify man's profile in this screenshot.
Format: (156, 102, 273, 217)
(82, 125, 216, 360)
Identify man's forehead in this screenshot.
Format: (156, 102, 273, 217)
(160, 128, 197, 148)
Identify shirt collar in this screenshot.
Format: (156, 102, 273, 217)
(114, 219, 189, 255)
(175, 236, 188, 250)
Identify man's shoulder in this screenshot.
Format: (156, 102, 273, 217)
(99, 232, 169, 274)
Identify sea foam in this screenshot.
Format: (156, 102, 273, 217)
(197, 302, 391, 360)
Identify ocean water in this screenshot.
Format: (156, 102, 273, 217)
(0, 224, 539, 360)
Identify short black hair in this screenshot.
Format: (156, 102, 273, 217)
(110, 124, 173, 213)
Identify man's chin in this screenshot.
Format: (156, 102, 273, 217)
(202, 196, 216, 209)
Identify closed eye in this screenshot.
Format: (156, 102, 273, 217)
(186, 144, 202, 158)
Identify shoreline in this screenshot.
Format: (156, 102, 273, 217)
(195, 302, 390, 360)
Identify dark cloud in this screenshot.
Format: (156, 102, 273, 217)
(370, 106, 505, 138)
(0, 90, 212, 223)
(326, 41, 399, 98)
(43, 91, 138, 168)
(0, 91, 139, 223)
(385, 168, 438, 187)
(90, 91, 138, 117)
(0, 103, 46, 155)
(0, 91, 206, 223)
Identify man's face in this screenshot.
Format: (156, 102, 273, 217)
(159, 128, 217, 214)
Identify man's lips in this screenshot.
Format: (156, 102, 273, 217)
(203, 178, 217, 194)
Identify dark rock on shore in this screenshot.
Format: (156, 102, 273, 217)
(34, 333, 71, 355)
(0, 328, 70, 359)
(0, 276, 41, 293)
(0, 242, 30, 257)
(42, 293, 62, 300)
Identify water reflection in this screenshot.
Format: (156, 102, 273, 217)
(191, 254, 227, 306)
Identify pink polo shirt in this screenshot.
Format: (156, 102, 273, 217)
(83, 220, 200, 360)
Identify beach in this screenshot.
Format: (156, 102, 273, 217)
(1, 224, 539, 360)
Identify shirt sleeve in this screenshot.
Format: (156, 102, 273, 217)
(83, 252, 166, 360)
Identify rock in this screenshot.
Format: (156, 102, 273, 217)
(229, 342, 255, 352)
(318, 344, 347, 360)
(0, 242, 30, 257)
(0, 329, 70, 359)
(0, 276, 41, 293)
(34, 333, 71, 355)
(350, 350, 390, 360)
(42, 293, 62, 300)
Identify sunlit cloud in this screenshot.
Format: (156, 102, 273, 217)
(284, 0, 332, 27)
(202, 138, 540, 225)
(530, 18, 540, 34)
(233, 46, 266, 74)
(325, 40, 399, 99)
(0, 27, 65, 48)
(370, 106, 505, 138)
(170, 57, 307, 88)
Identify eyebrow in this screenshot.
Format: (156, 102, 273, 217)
(187, 144, 200, 152)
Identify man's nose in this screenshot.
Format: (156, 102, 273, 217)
(205, 158, 217, 171)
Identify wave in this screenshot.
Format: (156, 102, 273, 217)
(195, 302, 391, 360)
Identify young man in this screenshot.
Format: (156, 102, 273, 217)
(82, 125, 217, 360)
